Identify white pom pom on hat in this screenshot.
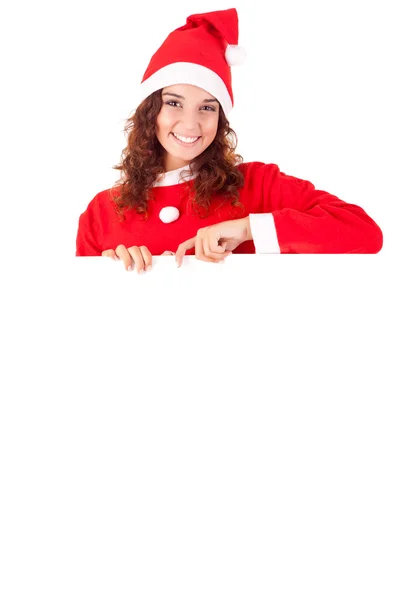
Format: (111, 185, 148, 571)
(225, 44, 247, 67)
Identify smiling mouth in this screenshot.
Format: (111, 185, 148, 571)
(171, 133, 201, 146)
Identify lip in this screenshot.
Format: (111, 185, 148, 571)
(171, 133, 202, 147)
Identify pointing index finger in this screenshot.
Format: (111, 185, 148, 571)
(175, 237, 196, 267)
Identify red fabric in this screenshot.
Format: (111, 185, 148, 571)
(75, 162, 383, 256)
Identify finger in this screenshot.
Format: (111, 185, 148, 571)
(161, 251, 175, 256)
(207, 230, 226, 255)
(203, 247, 231, 262)
(139, 246, 152, 272)
(175, 237, 196, 267)
(127, 246, 145, 273)
(115, 245, 133, 270)
(203, 234, 228, 260)
(195, 234, 207, 261)
(102, 249, 118, 260)
(197, 234, 227, 263)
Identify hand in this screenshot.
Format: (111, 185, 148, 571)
(102, 246, 175, 272)
(175, 217, 252, 267)
(102, 245, 152, 272)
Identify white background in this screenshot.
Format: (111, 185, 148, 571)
(1, 1, 399, 599)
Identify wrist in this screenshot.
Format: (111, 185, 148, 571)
(244, 216, 253, 241)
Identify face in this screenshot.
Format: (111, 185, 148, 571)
(155, 84, 220, 172)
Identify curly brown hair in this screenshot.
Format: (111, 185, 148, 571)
(110, 89, 246, 222)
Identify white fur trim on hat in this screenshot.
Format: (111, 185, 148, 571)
(138, 62, 233, 115)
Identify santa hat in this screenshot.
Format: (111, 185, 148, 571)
(137, 8, 246, 116)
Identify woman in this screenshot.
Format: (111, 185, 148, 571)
(76, 8, 383, 272)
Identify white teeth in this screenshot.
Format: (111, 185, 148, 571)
(173, 133, 200, 143)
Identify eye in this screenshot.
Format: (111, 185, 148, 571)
(165, 101, 216, 112)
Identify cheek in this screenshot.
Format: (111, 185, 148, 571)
(206, 114, 219, 130)
(156, 114, 168, 134)
(204, 119, 219, 138)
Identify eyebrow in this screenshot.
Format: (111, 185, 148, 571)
(162, 92, 218, 103)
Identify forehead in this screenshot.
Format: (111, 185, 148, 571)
(162, 83, 215, 99)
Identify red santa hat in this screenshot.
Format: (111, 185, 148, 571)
(137, 8, 246, 116)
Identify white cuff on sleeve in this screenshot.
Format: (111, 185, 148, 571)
(249, 213, 281, 254)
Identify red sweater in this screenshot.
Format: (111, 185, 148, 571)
(76, 161, 383, 255)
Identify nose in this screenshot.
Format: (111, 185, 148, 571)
(180, 113, 200, 132)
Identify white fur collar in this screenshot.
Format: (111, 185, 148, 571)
(152, 163, 197, 187)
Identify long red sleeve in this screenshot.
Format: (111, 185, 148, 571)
(76, 196, 104, 256)
(259, 163, 383, 253)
